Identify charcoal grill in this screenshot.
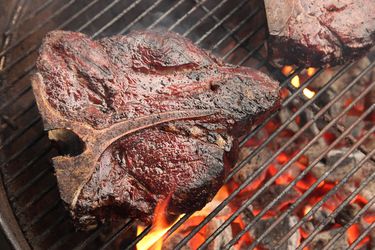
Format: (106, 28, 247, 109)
(0, 0, 374, 249)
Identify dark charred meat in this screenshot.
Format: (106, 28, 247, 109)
(265, 0, 375, 67)
(31, 30, 280, 230)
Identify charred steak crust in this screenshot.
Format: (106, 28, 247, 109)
(265, 0, 375, 67)
(31, 30, 280, 229)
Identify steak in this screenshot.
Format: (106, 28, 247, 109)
(265, 0, 375, 67)
(31, 30, 280, 230)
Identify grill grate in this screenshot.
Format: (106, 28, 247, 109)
(0, 0, 374, 249)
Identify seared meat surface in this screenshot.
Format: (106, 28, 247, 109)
(265, 0, 375, 67)
(32, 30, 280, 230)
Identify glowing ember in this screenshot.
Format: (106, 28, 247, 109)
(306, 67, 317, 76)
(347, 224, 370, 248)
(291, 75, 301, 88)
(303, 88, 315, 99)
(281, 65, 294, 76)
(303, 205, 312, 216)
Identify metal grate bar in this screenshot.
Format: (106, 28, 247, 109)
(0, 0, 79, 59)
(0, 78, 34, 112)
(175, 61, 374, 248)
(0, 0, 209, 116)
(237, 42, 264, 66)
(0, 116, 40, 149)
(72, 227, 104, 250)
(0, 129, 44, 170)
(194, 0, 251, 45)
(4, 0, 54, 34)
(0, 1, 156, 147)
(122, 224, 152, 250)
(91, 0, 142, 38)
(268, 142, 375, 248)
(252, 128, 375, 249)
(168, 0, 207, 31)
(297, 152, 375, 249)
(23, 198, 60, 231)
(0, 0, 145, 112)
(15, 183, 57, 217)
(50, 231, 76, 250)
(98, 220, 135, 250)
(119, 0, 164, 35)
(211, 9, 261, 52)
(323, 195, 375, 250)
(183, 0, 229, 37)
(220, 81, 375, 248)
(197, 1, 267, 65)
(0, 0, 108, 75)
(221, 106, 375, 249)
(147, 0, 185, 29)
(224, 25, 265, 62)
(9, 163, 53, 201)
(347, 220, 375, 250)
(33, 213, 68, 243)
(5, 146, 52, 184)
(74, 0, 122, 33)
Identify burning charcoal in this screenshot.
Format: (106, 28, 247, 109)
(311, 57, 375, 128)
(278, 103, 301, 132)
(233, 147, 271, 184)
(247, 215, 300, 250)
(205, 217, 233, 250)
(301, 221, 315, 236)
(336, 204, 361, 226)
(163, 217, 233, 250)
(360, 181, 375, 211)
(311, 209, 335, 230)
(311, 149, 375, 183)
(251, 185, 300, 214)
(163, 234, 190, 250)
(307, 228, 349, 249)
(312, 57, 375, 92)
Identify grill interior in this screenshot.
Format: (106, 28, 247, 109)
(0, 0, 374, 249)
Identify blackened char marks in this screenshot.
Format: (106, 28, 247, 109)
(265, 0, 375, 67)
(32, 30, 280, 230)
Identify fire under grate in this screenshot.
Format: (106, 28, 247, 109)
(0, 0, 374, 249)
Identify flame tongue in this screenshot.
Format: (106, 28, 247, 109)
(137, 195, 178, 250)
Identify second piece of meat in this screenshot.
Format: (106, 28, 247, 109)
(265, 0, 375, 67)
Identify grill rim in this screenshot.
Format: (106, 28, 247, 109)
(0, 0, 33, 249)
(0, 0, 374, 249)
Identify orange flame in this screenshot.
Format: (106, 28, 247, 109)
(137, 196, 181, 250)
(347, 224, 370, 249)
(306, 67, 317, 77)
(282, 65, 294, 76)
(363, 212, 375, 224)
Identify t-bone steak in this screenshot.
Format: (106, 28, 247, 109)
(31, 30, 280, 230)
(265, 0, 375, 67)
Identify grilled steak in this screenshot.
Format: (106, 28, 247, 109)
(265, 0, 375, 67)
(31, 30, 280, 230)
